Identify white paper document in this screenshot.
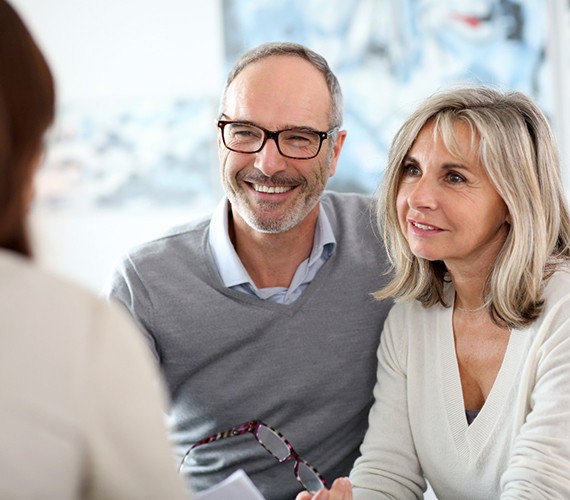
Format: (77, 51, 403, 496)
(194, 469, 266, 500)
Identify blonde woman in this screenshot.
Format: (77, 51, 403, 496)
(298, 86, 570, 499)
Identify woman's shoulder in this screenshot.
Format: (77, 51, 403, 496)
(1, 249, 92, 298)
(543, 267, 570, 305)
(384, 298, 447, 344)
(389, 296, 447, 319)
(0, 249, 130, 341)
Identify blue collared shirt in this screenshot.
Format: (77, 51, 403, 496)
(208, 198, 336, 304)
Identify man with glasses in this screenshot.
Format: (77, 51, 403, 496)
(105, 42, 392, 500)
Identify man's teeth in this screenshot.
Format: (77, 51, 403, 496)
(413, 221, 436, 230)
(253, 184, 292, 194)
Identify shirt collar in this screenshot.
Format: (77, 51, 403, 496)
(208, 197, 336, 289)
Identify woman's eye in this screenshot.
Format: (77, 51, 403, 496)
(447, 172, 466, 183)
(402, 164, 420, 177)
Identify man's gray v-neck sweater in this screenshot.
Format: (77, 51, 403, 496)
(106, 191, 393, 500)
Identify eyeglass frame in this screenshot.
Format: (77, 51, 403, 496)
(217, 120, 340, 160)
(178, 419, 327, 492)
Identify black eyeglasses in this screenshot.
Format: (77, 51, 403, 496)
(179, 420, 326, 493)
(218, 120, 339, 160)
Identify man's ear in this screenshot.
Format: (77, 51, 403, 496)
(328, 129, 347, 178)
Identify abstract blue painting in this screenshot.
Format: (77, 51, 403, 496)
(222, 0, 550, 195)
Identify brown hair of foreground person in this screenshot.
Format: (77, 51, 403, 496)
(0, 0, 55, 257)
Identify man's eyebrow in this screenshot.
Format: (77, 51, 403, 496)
(219, 118, 321, 132)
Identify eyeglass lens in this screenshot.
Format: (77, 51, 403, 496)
(297, 462, 326, 493)
(255, 424, 324, 493)
(256, 424, 291, 460)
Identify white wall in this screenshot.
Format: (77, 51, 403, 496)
(13, 0, 224, 100)
(12, 0, 225, 291)
(548, 0, 570, 188)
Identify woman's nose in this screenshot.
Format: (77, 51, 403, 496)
(406, 177, 438, 210)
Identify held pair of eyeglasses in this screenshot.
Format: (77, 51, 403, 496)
(178, 420, 326, 493)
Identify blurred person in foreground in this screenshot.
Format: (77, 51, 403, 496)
(0, 1, 189, 498)
(298, 86, 570, 499)
(105, 41, 392, 499)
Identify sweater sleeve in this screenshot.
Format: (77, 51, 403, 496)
(350, 304, 426, 499)
(500, 280, 570, 499)
(82, 299, 190, 500)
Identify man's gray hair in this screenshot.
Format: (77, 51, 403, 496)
(219, 41, 343, 128)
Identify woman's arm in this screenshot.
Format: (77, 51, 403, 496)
(501, 287, 570, 498)
(349, 305, 425, 499)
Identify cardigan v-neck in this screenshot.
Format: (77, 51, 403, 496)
(438, 298, 528, 461)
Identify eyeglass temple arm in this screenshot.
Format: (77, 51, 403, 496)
(190, 420, 259, 450)
(179, 420, 261, 470)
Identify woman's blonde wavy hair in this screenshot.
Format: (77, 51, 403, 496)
(374, 86, 570, 328)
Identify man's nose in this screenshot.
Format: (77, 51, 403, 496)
(253, 137, 288, 176)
